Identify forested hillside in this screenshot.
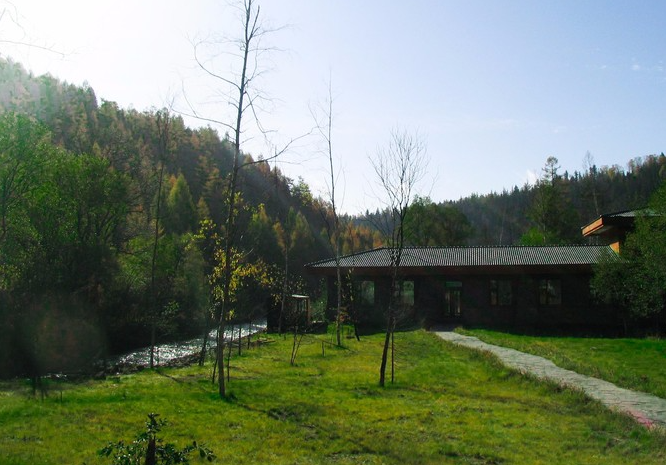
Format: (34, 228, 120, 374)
(0, 58, 381, 377)
(360, 153, 665, 247)
(452, 154, 666, 245)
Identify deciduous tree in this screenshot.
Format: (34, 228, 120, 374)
(370, 127, 428, 387)
(311, 80, 344, 345)
(592, 181, 666, 329)
(187, 0, 298, 397)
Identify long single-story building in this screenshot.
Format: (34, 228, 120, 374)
(306, 212, 633, 331)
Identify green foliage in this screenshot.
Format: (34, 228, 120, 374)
(209, 245, 278, 321)
(119, 233, 204, 335)
(523, 156, 579, 244)
(165, 174, 197, 235)
(245, 203, 280, 264)
(0, 114, 135, 374)
(518, 226, 562, 245)
(0, 114, 129, 293)
(403, 196, 472, 246)
(99, 413, 215, 465)
(593, 180, 666, 319)
(0, 57, 340, 373)
(273, 207, 315, 289)
(0, 113, 52, 290)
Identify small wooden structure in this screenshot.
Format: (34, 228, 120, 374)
(286, 294, 311, 327)
(581, 209, 646, 253)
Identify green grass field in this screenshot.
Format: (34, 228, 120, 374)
(460, 328, 666, 399)
(1, 329, 665, 464)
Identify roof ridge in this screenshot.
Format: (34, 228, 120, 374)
(305, 246, 394, 268)
(306, 244, 615, 269)
(401, 243, 598, 249)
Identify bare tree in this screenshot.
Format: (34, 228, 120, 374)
(311, 79, 344, 346)
(0, 2, 66, 57)
(370, 128, 428, 387)
(184, 0, 299, 398)
(148, 109, 172, 368)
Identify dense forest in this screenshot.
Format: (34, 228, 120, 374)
(363, 152, 666, 247)
(0, 58, 382, 377)
(452, 154, 666, 245)
(1, 57, 664, 377)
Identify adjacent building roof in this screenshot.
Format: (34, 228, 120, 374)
(581, 209, 652, 237)
(307, 245, 616, 275)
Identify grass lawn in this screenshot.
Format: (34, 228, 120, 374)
(1, 329, 665, 464)
(459, 328, 666, 399)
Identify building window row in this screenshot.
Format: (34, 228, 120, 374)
(354, 277, 563, 310)
(490, 279, 562, 306)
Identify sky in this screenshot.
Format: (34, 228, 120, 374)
(3, 0, 666, 215)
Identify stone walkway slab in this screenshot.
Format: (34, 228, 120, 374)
(433, 330, 666, 430)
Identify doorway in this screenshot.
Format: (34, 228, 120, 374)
(443, 281, 462, 319)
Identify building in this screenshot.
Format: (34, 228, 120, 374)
(306, 212, 637, 331)
(581, 209, 651, 253)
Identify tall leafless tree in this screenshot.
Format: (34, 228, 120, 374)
(370, 128, 428, 387)
(148, 109, 172, 368)
(311, 79, 344, 346)
(184, 0, 300, 398)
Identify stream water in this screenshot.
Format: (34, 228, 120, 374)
(106, 321, 267, 368)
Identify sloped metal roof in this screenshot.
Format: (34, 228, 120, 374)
(307, 245, 616, 270)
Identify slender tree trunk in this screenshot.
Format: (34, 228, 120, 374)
(379, 314, 392, 387)
(279, 245, 289, 334)
(211, 329, 219, 383)
(198, 313, 211, 366)
(335, 263, 342, 346)
(149, 113, 169, 369)
(149, 324, 157, 368)
(215, 1, 255, 398)
(226, 330, 232, 383)
(371, 128, 427, 388)
(216, 315, 226, 396)
(391, 323, 395, 383)
(237, 325, 242, 356)
(247, 317, 252, 349)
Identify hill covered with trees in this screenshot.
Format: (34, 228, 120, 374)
(0, 58, 381, 377)
(452, 154, 666, 245)
(361, 154, 665, 247)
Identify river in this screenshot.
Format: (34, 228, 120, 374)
(106, 321, 267, 369)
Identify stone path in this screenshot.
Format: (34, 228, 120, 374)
(433, 330, 666, 430)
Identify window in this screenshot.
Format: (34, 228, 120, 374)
(490, 280, 512, 306)
(355, 280, 375, 306)
(539, 279, 561, 305)
(397, 280, 415, 306)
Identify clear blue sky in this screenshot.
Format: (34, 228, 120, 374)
(4, 0, 666, 214)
